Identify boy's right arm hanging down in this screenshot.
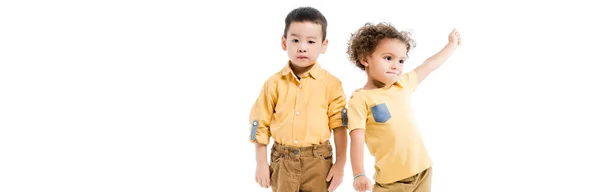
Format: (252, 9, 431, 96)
(249, 80, 277, 188)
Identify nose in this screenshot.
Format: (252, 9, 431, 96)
(297, 43, 307, 53)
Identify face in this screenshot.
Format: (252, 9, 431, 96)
(361, 38, 408, 86)
(282, 21, 328, 68)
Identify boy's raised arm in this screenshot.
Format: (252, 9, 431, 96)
(414, 28, 462, 84)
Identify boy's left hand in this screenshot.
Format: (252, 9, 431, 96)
(448, 28, 462, 46)
(326, 162, 344, 191)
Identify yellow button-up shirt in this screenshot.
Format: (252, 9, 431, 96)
(347, 71, 432, 184)
(249, 61, 347, 146)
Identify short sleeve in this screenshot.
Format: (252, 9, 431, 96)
(347, 92, 368, 132)
(403, 70, 419, 92)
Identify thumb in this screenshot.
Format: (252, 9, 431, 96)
(326, 171, 334, 181)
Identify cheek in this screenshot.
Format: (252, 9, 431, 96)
(369, 65, 385, 77)
(377, 63, 389, 72)
(310, 44, 320, 50)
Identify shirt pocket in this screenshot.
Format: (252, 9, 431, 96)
(371, 103, 391, 123)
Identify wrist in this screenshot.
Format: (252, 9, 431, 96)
(353, 173, 366, 180)
(334, 157, 346, 165)
(447, 42, 459, 48)
(256, 160, 268, 166)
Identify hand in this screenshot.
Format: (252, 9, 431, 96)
(353, 175, 373, 192)
(448, 28, 461, 46)
(326, 163, 344, 191)
(255, 162, 270, 188)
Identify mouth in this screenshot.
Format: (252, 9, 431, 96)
(386, 72, 399, 75)
(297, 56, 309, 60)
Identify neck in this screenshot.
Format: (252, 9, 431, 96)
(364, 78, 391, 90)
(290, 63, 314, 77)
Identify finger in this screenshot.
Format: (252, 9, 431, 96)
(264, 177, 270, 188)
(328, 179, 338, 191)
(255, 176, 258, 183)
(336, 177, 343, 187)
(261, 178, 267, 188)
(326, 171, 333, 181)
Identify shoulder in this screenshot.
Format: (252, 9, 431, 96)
(349, 89, 368, 103)
(321, 70, 343, 87)
(396, 70, 418, 88)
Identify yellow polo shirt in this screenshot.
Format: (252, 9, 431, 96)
(248, 61, 347, 147)
(347, 70, 432, 184)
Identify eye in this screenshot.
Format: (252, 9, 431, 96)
(384, 56, 392, 61)
(399, 60, 405, 64)
(308, 41, 315, 44)
(292, 39, 299, 43)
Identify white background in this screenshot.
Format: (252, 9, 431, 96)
(1, 0, 599, 191)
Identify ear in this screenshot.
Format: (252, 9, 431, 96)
(320, 39, 329, 54)
(281, 35, 287, 51)
(359, 56, 369, 68)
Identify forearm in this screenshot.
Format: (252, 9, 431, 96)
(333, 127, 348, 165)
(350, 130, 366, 176)
(421, 42, 458, 70)
(255, 142, 268, 165)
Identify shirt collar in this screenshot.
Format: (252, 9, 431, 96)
(280, 60, 324, 80)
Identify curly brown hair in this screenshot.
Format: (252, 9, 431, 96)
(347, 22, 416, 70)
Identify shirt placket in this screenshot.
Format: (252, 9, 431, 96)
(292, 74, 306, 146)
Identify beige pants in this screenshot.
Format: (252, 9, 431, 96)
(374, 167, 432, 192)
(269, 141, 333, 192)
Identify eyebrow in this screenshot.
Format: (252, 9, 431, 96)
(290, 33, 317, 39)
(383, 52, 407, 59)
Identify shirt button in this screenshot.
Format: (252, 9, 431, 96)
(253, 121, 258, 125)
(296, 111, 300, 115)
(299, 85, 303, 89)
(294, 140, 299, 144)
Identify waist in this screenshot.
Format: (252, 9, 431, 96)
(271, 127, 332, 146)
(272, 140, 332, 157)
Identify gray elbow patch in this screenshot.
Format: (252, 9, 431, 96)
(342, 108, 348, 127)
(250, 120, 258, 141)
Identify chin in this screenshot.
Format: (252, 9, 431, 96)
(291, 60, 314, 67)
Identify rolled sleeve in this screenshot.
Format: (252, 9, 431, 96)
(347, 93, 367, 132)
(249, 80, 276, 145)
(328, 82, 347, 130)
